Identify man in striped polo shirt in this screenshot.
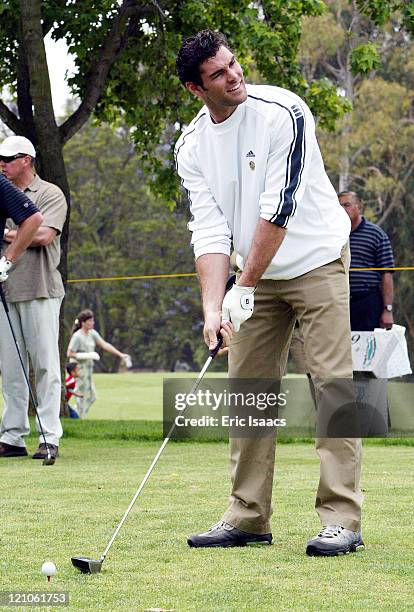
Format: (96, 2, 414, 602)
(338, 191, 394, 330)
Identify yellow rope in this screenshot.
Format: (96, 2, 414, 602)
(66, 267, 414, 284)
(351, 267, 414, 271)
(67, 272, 198, 284)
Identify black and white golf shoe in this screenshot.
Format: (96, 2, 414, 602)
(32, 443, 59, 460)
(0, 442, 28, 457)
(306, 525, 365, 557)
(188, 521, 272, 548)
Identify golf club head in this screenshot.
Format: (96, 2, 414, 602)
(43, 456, 56, 466)
(71, 556, 103, 574)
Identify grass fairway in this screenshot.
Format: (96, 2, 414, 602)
(1, 373, 413, 609)
(1, 429, 413, 610)
(0, 372, 228, 421)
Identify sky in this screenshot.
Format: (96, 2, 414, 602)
(44, 32, 77, 117)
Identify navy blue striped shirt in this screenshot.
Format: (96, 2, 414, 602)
(349, 217, 394, 294)
(0, 173, 39, 237)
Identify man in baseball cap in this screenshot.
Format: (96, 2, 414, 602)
(0, 135, 67, 461)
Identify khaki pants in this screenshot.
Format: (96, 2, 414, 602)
(222, 246, 363, 533)
(0, 298, 63, 447)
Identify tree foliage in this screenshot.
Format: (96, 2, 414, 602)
(1, 1, 408, 211)
(356, 0, 414, 32)
(300, 0, 413, 190)
(0, 2, 357, 197)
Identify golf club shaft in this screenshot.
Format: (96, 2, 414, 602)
(100, 275, 235, 562)
(0, 285, 51, 457)
(100, 347, 219, 561)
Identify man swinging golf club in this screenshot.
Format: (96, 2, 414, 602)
(175, 30, 364, 557)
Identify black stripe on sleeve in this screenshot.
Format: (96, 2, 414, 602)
(273, 113, 305, 226)
(248, 95, 306, 228)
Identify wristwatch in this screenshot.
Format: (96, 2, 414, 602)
(385, 304, 393, 312)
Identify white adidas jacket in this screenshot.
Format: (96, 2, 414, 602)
(175, 84, 350, 280)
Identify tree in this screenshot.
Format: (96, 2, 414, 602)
(299, 0, 414, 190)
(299, 2, 414, 362)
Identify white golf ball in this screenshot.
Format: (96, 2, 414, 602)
(41, 561, 56, 576)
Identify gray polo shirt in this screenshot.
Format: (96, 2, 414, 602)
(68, 329, 103, 354)
(2, 174, 67, 302)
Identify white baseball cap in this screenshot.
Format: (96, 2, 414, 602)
(0, 136, 36, 158)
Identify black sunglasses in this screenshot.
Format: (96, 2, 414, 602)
(0, 153, 27, 163)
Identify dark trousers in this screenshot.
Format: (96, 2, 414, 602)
(350, 288, 383, 331)
(350, 288, 391, 428)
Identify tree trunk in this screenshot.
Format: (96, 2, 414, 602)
(338, 85, 353, 191)
(338, 113, 351, 192)
(338, 59, 354, 192)
(338, 2, 359, 192)
(19, 0, 71, 222)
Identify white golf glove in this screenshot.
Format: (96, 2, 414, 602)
(221, 284, 255, 332)
(122, 354, 132, 369)
(75, 351, 100, 361)
(0, 256, 13, 282)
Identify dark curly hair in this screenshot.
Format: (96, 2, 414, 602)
(66, 362, 79, 375)
(176, 30, 231, 87)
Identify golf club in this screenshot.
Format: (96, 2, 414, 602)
(71, 275, 236, 574)
(0, 285, 55, 466)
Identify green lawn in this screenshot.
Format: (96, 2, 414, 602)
(89, 372, 228, 420)
(0, 432, 413, 610)
(2, 372, 411, 425)
(71, 372, 413, 440)
(0, 373, 413, 610)
(0, 372, 226, 421)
